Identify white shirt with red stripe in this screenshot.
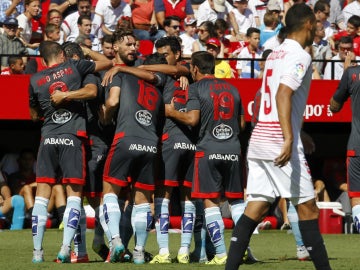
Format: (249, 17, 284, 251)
(247, 38, 312, 161)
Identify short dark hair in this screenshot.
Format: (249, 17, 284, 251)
(348, 15, 360, 28)
(313, 0, 329, 14)
(77, 14, 91, 25)
(155, 36, 182, 55)
(62, 41, 85, 59)
(285, 3, 315, 34)
(339, 35, 353, 45)
(8, 56, 22, 66)
(101, 34, 113, 45)
(163, 16, 181, 27)
(246, 27, 260, 37)
(191, 51, 215, 75)
(143, 52, 168, 65)
(39, 41, 63, 64)
(112, 28, 135, 44)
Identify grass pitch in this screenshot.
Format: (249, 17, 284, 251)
(0, 228, 358, 270)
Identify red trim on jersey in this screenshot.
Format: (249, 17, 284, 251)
(81, 142, 86, 180)
(62, 177, 85, 185)
(225, 191, 243, 199)
(103, 132, 125, 177)
(193, 151, 204, 195)
(77, 130, 87, 138)
(191, 191, 220, 199)
(162, 133, 169, 141)
(347, 150, 356, 157)
(183, 180, 192, 188)
(134, 181, 155, 191)
(164, 179, 179, 187)
(36, 177, 57, 184)
(103, 175, 129, 187)
(83, 191, 103, 198)
(348, 191, 360, 198)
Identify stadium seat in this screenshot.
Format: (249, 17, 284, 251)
(138, 40, 154, 56)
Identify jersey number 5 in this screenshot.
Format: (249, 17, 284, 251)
(263, 69, 272, 115)
(210, 92, 234, 120)
(137, 81, 158, 111)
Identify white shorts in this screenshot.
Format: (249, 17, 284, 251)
(246, 158, 315, 205)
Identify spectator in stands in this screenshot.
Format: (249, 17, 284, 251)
(313, 0, 333, 41)
(343, 0, 360, 25)
(16, 0, 41, 55)
(47, 9, 66, 43)
(0, 17, 28, 70)
(0, 56, 25, 74)
(95, 0, 132, 36)
(61, 0, 92, 42)
(259, 11, 278, 48)
(196, 0, 234, 27)
(312, 20, 332, 77)
(206, 37, 234, 78)
(230, 0, 256, 42)
(329, 15, 360, 56)
(214, 18, 231, 57)
(44, 23, 61, 43)
(131, 0, 165, 42)
(0, 171, 25, 230)
(192, 20, 216, 52)
(323, 36, 360, 80)
(101, 34, 115, 59)
(180, 17, 197, 58)
(6, 149, 37, 218)
(262, 24, 286, 51)
(49, 0, 78, 18)
(163, 15, 181, 37)
(247, 0, 270, 28)
(154, 0, 194, 29)
(235, 27, 262, 78)
(73, 14, 101, 51)
(0, 0, 24, 26)
(311, 0, 346, 31)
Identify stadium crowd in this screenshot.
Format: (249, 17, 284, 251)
(0, 0, 357, 269)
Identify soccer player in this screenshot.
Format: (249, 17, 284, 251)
(166, 51, 245, 265)
(99, 29, 166, 264)
(225, 4, 332, 270)
(29, 40, 114, 263)
(330, 41, 360, 237)
(50, 42, 113, 263)
(149, 37, 196, 264)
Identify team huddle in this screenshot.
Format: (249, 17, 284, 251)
(28, 3, 333, 270)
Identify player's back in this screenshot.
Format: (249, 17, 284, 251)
(29, 59, 95, 138)
(188, 77, 242, 153)
(110, 72, 164, 142)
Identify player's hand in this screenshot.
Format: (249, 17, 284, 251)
(101, 66, 121, 86)
(50, 90, 67, 106)
(165, 98, 176, 117)
(178, 76, 189, 90)
(274, 140, 292, 167)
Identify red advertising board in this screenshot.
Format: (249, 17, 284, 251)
(0, 75, 352, 122)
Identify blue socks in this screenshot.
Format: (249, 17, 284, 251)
(103, 193, 121, 239)
(154, 198, 170, 253)
(133, 203, 152, 251)
(73, 206, 87, 256)
(62, 196, 82, 247)
(32, 197, 49, 250)
(352, 205, 360, 232)
(204, 206, 226, 257)
(10, 195, 25, 230)
(288, 202, 305, 246)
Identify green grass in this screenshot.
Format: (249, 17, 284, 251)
(0, 229, 358, 269)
